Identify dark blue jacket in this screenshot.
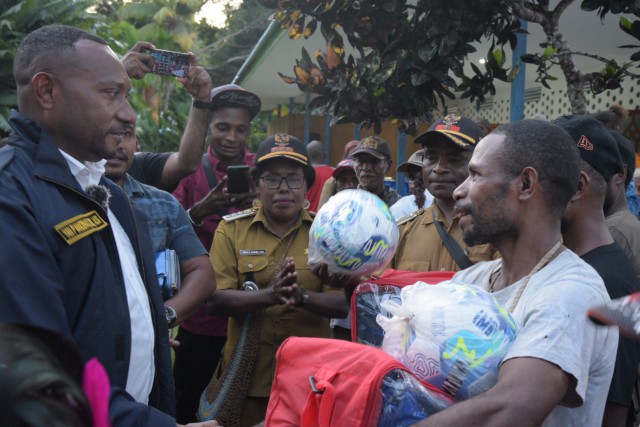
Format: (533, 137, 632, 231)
(1, 111, 176, 426)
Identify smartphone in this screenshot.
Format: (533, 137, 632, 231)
(227, 165, 251, 194)
(140, 48, 190, 78)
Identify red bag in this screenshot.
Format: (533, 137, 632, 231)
(264, 337, 452, 427)
(351, 269, 455, 345)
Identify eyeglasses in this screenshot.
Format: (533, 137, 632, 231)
(260, 174, 305, 190)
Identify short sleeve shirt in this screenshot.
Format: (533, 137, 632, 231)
(212, 207, 341, 397)
(454, 251, 618, 426)
(129, 152, 172, 191)
(172, 147, 256, 336)
(123, 174, 206, 261)
(392, 203, 498, 272)
(606, 209, 640, 281)
(581, 243, 640, 406)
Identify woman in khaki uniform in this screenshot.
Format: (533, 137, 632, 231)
(206, 134, 349, 427)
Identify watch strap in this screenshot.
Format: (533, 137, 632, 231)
(164, 305, 177, 329)
(192, 99, 212, 109)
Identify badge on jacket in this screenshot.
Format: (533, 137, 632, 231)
(54, 210, 108, 245)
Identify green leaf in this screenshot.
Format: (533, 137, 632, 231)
(620, 16, 632, 30)
(492, 49, 504, 67)
(373, 86, 386, 97)
(541, 45, 556, 60)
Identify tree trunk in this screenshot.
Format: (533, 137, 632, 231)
(543, 19, 589, 114)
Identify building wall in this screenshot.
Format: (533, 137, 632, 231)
(451, 77, 640, 151)
(268, 114, 429, 169)
(267, 77, 640, 173)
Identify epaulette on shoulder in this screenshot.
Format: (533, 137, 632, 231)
(222, 208, 257, 222)
(396, 207, 425, 226)
(0, 145, 15, 173)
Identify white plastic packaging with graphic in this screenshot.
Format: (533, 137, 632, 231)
(308, 189, 399, 276)
(377, 281, 518, 401)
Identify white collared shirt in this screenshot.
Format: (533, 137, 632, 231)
(60, 150, 155, 404)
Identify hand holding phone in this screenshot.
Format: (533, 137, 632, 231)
(140, 48, 190, 78)
(227, 165, 251, 194)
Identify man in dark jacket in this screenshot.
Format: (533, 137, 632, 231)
(1, 24, 218, 427)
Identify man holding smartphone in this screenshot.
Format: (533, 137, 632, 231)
(120, 41, 213, 193)
(172, 84, 260, 423)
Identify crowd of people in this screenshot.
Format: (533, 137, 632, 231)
(2, 23, 640, 427)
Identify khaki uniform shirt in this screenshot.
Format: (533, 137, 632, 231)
(391, 203, 499, 272)
(212, 207, 337, 397)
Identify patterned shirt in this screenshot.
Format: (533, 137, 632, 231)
(123, 174, 206, 261)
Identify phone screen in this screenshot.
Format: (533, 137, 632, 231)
(141, 48, 190, 78)
(227, 165, 250, 194)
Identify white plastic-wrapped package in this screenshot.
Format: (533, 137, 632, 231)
(378, 281, 518, 401)
(308, 189, 399, 276)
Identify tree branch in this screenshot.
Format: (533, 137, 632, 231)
(510, 0, 546, 24)
(552, 0, 575, 21)
(196, 17, 265, 54)
(572, 51, 640, 78)
(205, 55, 248, 72)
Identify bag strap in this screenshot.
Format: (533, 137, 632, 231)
(202, 153, 218, 189)
(300, 378, 336, 427)
(201, 153, 231, 217)
(432, 208, 472, 269)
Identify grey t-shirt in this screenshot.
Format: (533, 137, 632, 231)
(607, 209, 640, 281)
(454, 250, 618, 426)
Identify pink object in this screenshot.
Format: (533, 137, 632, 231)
(83, 358, 112, 427)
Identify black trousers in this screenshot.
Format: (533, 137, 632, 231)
(173, 328, 226, 423)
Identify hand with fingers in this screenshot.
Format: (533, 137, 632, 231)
(177, 53, 213, 101)
(310, 262, 361, 289)
(188, 176, 257, 225)
(267, 257, 299, 306)
(121, 41, 156, 80)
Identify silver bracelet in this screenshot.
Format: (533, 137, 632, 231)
(186, 208, 203, 227)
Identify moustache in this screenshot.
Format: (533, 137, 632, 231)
(453, 202, 473, 219)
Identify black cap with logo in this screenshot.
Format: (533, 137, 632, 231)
(255, 134, 315, 187)
(414, 114, 484, 150)
(554, 115, 623, 182)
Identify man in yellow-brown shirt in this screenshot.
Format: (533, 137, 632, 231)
(391, 115, 498, 271)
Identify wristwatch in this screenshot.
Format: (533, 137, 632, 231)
(192, 99, 212, 109)
(298, 289, 310, 306)
(164, 305, 177, 329)
(186, 208, 203, 227)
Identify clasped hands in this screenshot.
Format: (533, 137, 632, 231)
(266, 258, 361, 307)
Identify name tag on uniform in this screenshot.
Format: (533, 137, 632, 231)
(240, 249, 266, 256)
(55, 210, 108, 245)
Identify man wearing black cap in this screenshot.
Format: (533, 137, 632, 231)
(120, 42, 214, 193)
(391, 115, 497, 272)
(605, 130, 640, 281)
(171, 84, 261, 423)
(350, 136, 401, 207)
(555, 115, 640, 427)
